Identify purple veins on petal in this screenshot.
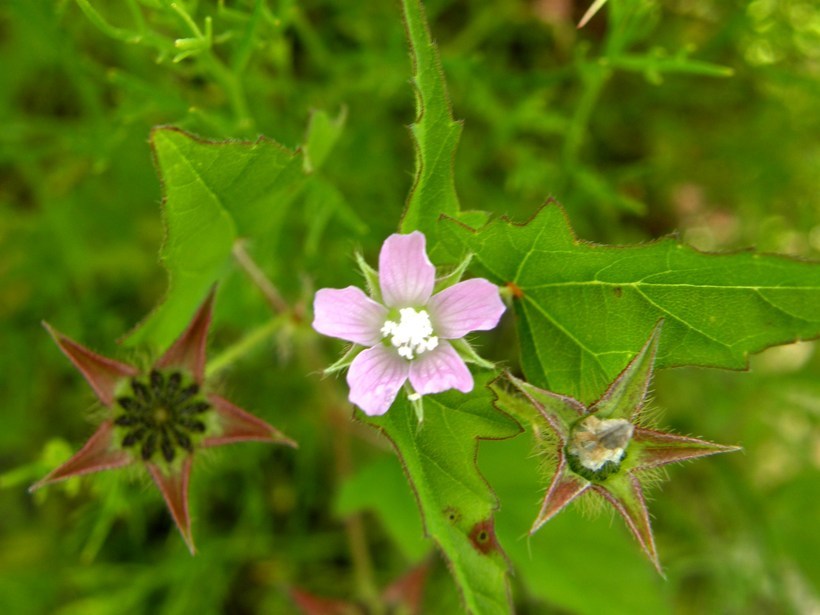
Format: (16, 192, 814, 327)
(379, 232, 436, 308)
(427, 278, 506, 339)
(312, 286, 387, 346)
(408, 341, 473, 396)
(347, 345, 410, 416)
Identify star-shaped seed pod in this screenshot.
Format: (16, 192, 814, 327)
(506, 321, 740, 573)
(31, 289, 296, 553)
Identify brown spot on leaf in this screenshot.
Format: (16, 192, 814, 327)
(507, 282, 524, 299)
(613, 286, 623, 298)
(469, 519, 500, 555)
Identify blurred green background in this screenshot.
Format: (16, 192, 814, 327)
(1, 0, 818, 613)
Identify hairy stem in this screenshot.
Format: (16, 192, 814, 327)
(232, 240, 290, 315)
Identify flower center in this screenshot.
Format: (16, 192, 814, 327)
(114, 369, 211, 464)
(566, 415, 634, 480)
(381, 307, 439, 360)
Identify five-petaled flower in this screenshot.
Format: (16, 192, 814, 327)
(506, 321, 740, 574)
(313, 232, 506, 416)
(31, 290, 296, 553)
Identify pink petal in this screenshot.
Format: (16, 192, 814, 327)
(312, 287, 387, 346)
(148, 456, 195, 554)
(347, 345, 409, 416)
(378, 232, 435, 308)
(156, 288, 215, 383)
(428, 278, 506, 339)
(203, 394, 297, 448)
(408, 341, 473, 396)
(43, 323, 139, 406)
(29, 421, 132, 491)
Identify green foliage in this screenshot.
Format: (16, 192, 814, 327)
(129, 127, 304, 350)
(2, 0, 819, 613)
(445, 204, 820, 402)
(362, 378, 522, 614)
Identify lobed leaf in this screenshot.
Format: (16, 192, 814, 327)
(444, 204, 820, 402)
(398, 0, 463, 244)
(361, 376, 521, 615)
(126, 127, 305, 350)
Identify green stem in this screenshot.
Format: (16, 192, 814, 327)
(202, 53, 254, 131)
(205, 316, 286, 377)
(562, 59, 609, 170)
(168, 0, 253, 130)
(233, 240, 290, 314)
(75, 0, 139, 43)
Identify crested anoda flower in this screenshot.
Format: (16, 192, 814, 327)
(31, 290, 296, 553)
(507, 321, 740, 573)
(313, 232, 505, 416)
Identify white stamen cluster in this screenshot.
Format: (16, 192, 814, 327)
(381, 308, 439, 360)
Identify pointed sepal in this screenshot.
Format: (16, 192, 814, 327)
(531, 455, 591, 533)
(355, 250, 382, 304)
(594, 475, 662, 575)
(148, 456, 195, 554)
(507, 372, 584, 437)
(203, 394, 297, 448)
(382, 561, 429, 615)
(156, 288, 215, 383)
(451, 337, 495, 370)
(589, 320, 663, 421)
(289, 588, 356, 615)
(30, 421, 131, 492)
(44, 323, 138, 406)
(633, 428, 741, 470)
(433, 252, 473, 293)
(323, 344, 362, 376)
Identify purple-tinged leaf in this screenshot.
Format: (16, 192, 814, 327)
(633, 428, 741, 470)
(531, 458, 591, 533)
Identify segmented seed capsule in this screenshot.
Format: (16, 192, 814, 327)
(113, 370, 211, 464)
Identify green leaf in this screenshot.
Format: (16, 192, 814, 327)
(361, 377, 522, 615)
(303, 107, 347, 174)
(126, 127, 304, 350)
(399, 0, 462, 243)
(444, 204, 820, 402)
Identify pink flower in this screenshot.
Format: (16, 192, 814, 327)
(313, 232, 506, 416)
